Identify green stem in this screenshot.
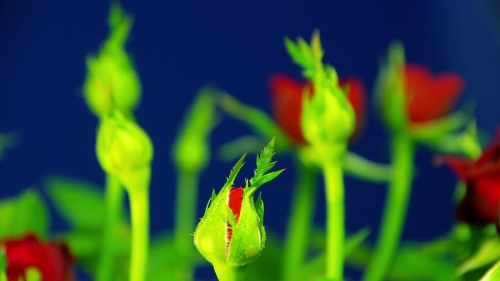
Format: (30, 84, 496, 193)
(363, 134, 414, 281)
(282, 157, 317, 281)
(174, 170, 199, 280)
(97, 175, 124, 281)
(323, 156, 345, 280)
(129, 181, 150, 281)
(213, 263, 247, 281)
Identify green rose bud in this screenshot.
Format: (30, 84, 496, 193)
(194, 140, 283, 268)
(96, 109, 153, 191)
(83, 3, 141, 117)
(194, 184, 265, 267)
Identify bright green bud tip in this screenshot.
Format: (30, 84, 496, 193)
(83, 3, 141, 117)
(96, 110, 153, 185)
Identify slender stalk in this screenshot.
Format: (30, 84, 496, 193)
(129, 184, 150, 281)
(323, 156, 345, 280)
(213, 263, 247, 281)
(174, 170, 199, 280)
(362, 134, 414, 281)
(282, 158, 317, 281)
(97, 175, 124, 281)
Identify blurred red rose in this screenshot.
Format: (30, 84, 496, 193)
(269, 73, 365, 146)
(404, 64, 464, 124)
(438, 131, 500, 224)
(1, 233, 76, 281)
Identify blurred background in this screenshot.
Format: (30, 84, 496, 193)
(1, 0, 500, 279)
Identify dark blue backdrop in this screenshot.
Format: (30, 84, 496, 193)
(1, 0, 500, 276)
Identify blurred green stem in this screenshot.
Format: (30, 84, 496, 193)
(129, 183, 150, 281)
(363, 134, 414, 281)
(174, 170, 199, 280)
(213, 263, 247, 281)
(97, 175, 123, 281)
(282, 157, 317, 280)
(323, 156, 345, 280)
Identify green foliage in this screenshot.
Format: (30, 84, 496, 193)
(0, 248, 5, 274)
(44, 176, 107, 229)
(0, 189, 49, 239)
(480, 259, 500, 281)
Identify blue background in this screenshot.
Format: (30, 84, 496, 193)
(1, 0, 500, 279)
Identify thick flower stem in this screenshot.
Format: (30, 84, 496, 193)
(213, 263, 247, 281)
(282, 157, 317, 281)
(174, 170, 199, 280)
(97, 175, 124, 281)
(129, 185, 150, 281)
(323, 156, 345, 280)
(363, 134, 414, 281)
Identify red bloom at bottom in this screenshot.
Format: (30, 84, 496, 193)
(1, 233, 76, 281)
(439, 131, 500, 225)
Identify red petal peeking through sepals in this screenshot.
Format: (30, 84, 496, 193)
(269, 74, 366, 146)
(226, 187, 244, 255)
(439, 130, 500, 225)
(404, 64, 464, 124)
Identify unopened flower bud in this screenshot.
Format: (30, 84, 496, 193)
(96, 110, 153, 190)
(194, 185, 265, 267)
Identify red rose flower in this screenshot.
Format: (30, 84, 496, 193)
(404, 64, 464, 124)
(269, 73, 366, 146)
(438, 131, 500, 224)
(1, 233, 76, 281)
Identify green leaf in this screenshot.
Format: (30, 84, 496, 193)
(223, 153, 247, 190)
(480, 259, 500, 281)
(0, 189, 49, 239)
(255, 193, 264, 223)
(44, 176, 106, 229)
(458, 237, 500, 275)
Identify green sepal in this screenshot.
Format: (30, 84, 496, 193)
(248, 138, 285, 193)
(255, 193, 264, 224)
(223, 153, 247, 191)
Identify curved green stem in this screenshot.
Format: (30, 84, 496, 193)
(363, 134, 414, 281)
(282, 157, 317, 281)
(174, 170, 199, 280)
(213, 263, 247, 281)
(128, 174, 150, 281)
(97, 175, 124, 281)
(323, 157, 345, 280)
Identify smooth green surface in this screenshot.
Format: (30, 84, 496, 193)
(282, 158, 317, 280)
(363, 134, 415, 281)
(213, 263, 247, 281)
(97, 175, 124, 281)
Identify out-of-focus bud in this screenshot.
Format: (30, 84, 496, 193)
(172, 88, 217, 174)
(83, 3, 141, 118)
(96, 109, 153, 191)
